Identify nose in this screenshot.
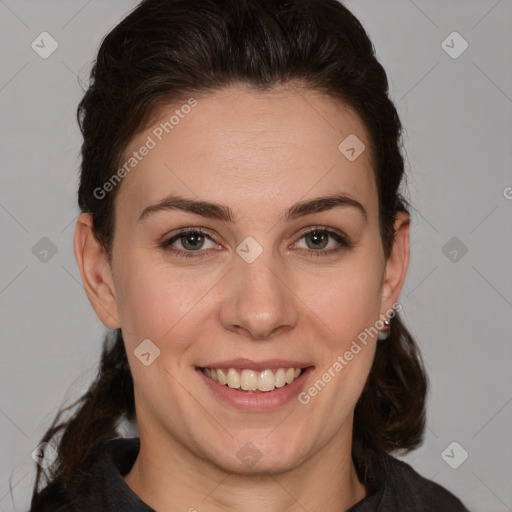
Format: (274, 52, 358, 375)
(219, 249, 298, 340)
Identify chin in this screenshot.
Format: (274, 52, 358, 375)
(204, 437, 309, 476)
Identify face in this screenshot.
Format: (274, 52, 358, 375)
(76, 84, 409, 475)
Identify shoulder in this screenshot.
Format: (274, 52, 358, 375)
(378, 454, 470, 511)
(28, 437, 146, 512)
(29, 480, 67, 512)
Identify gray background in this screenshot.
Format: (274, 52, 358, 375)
(1, 1, 511, 511)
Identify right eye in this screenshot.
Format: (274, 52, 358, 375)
(160, 228, 221, 259)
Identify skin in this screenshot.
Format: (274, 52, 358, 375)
(74, 84, 410, 512)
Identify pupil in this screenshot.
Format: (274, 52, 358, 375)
(183, 232, 203, 250)
(308, 231, 327, 250)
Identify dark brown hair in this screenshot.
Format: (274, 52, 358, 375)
(30, 0, 428, 508)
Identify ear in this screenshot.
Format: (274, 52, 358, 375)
(74, 213, 121, 329)
(380, 211, 410, 316)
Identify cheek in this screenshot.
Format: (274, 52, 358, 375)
(295, 256, 384, 342)
(295, 247, 383, 399)
(298, 275, 380, 422)
(114, 252, 213, 343)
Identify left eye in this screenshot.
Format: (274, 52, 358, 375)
(294, 228, 348, 252)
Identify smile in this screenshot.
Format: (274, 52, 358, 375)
(200, 367, 304, 393)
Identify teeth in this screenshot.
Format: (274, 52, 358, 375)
(258, 369, 275, 391)
(240, 369, 258, 390)
(202, 366, 305, 392)
(274, 368, 286, 388)
(227, 368, 240, 389)
(217, 368, 227, 385)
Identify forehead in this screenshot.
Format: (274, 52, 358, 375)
(115, 85, 377, 221)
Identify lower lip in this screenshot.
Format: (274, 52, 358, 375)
(196, 367, 314, 411)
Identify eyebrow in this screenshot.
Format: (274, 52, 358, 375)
(137, 193, 367, 224)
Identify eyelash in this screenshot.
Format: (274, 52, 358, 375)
(160, 226, 353, 260)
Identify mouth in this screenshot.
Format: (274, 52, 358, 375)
(197, 366, 310, 393)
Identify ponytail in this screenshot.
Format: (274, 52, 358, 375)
(352, 313, 429, 480)
(30, 329, 134, 509)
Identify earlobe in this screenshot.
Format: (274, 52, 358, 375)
(380, 211, 410, 314)
(74, 213, 121, 329)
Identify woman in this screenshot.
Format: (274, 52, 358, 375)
(29, 0, 469, 510)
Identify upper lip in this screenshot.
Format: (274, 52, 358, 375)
(197, 358, 314, 372)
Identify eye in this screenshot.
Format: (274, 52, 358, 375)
(160, 226, 352, 260)
(160, 228, 220, 259)
(292, 227, 352, 257)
